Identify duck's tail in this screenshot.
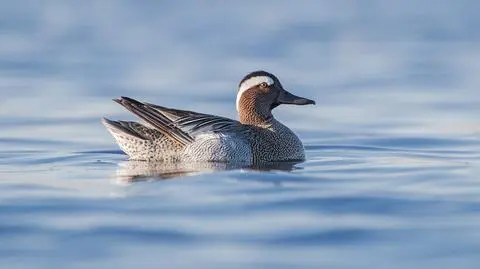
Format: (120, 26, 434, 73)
(102, 118, 184, 160)
(102, 118, 150, 140)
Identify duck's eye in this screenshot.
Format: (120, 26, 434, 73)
(259, 82, 269, 88)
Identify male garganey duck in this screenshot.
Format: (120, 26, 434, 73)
(103, 71, 315, 163)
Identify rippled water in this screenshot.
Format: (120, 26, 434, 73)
(1, 2, 479, 268)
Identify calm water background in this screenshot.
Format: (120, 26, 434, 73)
(0, 1, 479, 268)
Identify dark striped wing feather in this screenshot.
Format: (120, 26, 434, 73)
(174, 113, 246, 134)
(114, 97, 248, 146)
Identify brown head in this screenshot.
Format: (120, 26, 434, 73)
(236, 70, 315, 125)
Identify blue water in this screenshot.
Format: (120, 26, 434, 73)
(1, 1, 479, 268)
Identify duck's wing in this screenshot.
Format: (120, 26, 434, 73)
(113, 97, 247, 146)
(173, 109, 247, 135)
(147, 103, 249, 135)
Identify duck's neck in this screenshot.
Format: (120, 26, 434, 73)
(238, 96, 273, 127)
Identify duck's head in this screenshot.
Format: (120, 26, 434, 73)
(236, 70, 315, 125)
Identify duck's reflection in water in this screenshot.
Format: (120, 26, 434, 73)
(115, 160, 302, 183)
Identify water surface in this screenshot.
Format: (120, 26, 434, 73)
(0, 1, 479, 269)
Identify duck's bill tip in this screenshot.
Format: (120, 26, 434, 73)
(294, 99, 316, 105)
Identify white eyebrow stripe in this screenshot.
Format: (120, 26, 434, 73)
(236, 76, 274, 112)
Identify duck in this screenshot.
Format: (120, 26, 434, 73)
(102, 70, 315, 163)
